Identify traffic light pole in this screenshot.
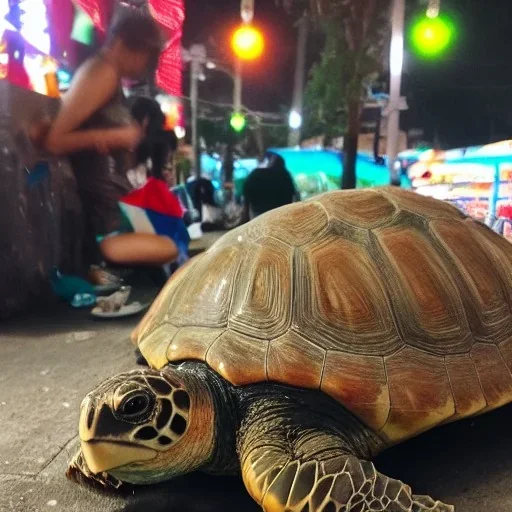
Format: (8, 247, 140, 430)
(190, 59, 200, 178)
(233, 58, 243, 112)
(288, 14, 308, 147)
(224, 60, 241, 190)
(386, 0, 405, 185)
(184, 44, 207, 179)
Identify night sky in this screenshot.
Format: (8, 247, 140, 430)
(182, 0, 512, 149)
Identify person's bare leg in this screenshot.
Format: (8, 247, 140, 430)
(99, 233, 178, 266)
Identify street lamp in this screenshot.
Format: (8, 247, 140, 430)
(288, 110, 302, 131)
(231, 25, 265, 61)
(221, 1, 262, 190)
(229, 24, 265, 119)
(387, 0, 456, 184)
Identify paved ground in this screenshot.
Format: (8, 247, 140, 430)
(1, 230, 511, 511)
(189, 231, 226, 257)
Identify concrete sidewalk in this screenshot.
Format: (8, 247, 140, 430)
(1, 287, 511, 511)
(189, 230, 226, 257)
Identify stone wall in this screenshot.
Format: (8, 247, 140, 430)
(0, 82, 84, 319)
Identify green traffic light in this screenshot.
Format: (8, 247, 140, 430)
(230, 112, 246, 132)
(410, 14, 456, 59)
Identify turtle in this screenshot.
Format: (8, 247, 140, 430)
(68, 187, 512, 512)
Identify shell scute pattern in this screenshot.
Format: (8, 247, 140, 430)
(430, 219, 512, 343)
(318, 188, 399, 229)
(230, 237, 294, 340)
(138, 188, 512, 443)
(294, 234, 403, 356)
(170, 243, 242, 328)
(373, 223, 473, 354)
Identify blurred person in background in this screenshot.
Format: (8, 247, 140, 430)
(242, 152, 298, 222)
(35, 9, 178, 282)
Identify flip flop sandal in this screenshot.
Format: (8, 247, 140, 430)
(94, 283, 122, 295)
(91, 301, 149, 319)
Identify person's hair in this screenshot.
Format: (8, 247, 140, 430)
(130, 97, 178, 180)
(107, 8, 163, 57)
(130, 97, 165, 136)
(150, 130, 178, 180)
(267, 152, 286, 170)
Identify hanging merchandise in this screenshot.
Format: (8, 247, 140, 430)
(72, 0, 184, 97)
(71, 7, 95, 46)
(47, 0, 75, 59)
(72, 0, 112, 35)
(147, 0, 184, 97)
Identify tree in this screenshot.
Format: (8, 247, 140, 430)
(302, 22, 347, 142)
(281, 0, 391, 189)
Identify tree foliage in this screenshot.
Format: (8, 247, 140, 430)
(303, 23, 346, 140)
(279, 0, 391, 188)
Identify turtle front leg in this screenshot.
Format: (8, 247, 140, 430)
(67, 448, 123, 491)
(237, 399, 453, 512)
(241, 449, 453, 512)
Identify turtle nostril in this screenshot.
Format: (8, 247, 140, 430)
(87, 403, 96, 430)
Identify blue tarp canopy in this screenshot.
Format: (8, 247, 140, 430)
(267, 148, 391, 189)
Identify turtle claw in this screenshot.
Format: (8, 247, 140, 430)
(67, 450, 123, 492)
(412, 495, 455, 512)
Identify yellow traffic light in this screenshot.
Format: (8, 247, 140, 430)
(231, 25, 264, 61)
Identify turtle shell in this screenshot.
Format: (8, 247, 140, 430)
(136, 188, 512, 444)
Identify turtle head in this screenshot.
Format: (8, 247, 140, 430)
(75, 368, 216, 485)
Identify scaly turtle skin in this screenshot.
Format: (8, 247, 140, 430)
(69, 188, 512, 512)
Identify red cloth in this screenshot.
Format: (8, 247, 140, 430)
(7, 60, 31, 90)
(72, 0, 112, 34)
(120, 177, 183, 217)
(72, 0, 184, 96)
(497, 203, 512, 219)
(47, 0, 75, 57)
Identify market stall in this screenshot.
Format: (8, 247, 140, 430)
(408, 140, 512, 224)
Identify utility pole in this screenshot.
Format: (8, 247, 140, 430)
(190, 59, 200, 178)
(183, 44, 207, 178)
(288, 14, 309, 147)
(233, 59, 243, 112)
(223, 0, 253, 190)
(234, 0, 251, 115)
(386, 0, 405, 185)
(426, 0, 440, 18)
(241, 0, 254, 23)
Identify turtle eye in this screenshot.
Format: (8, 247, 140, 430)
(117, 392, 154, 423)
